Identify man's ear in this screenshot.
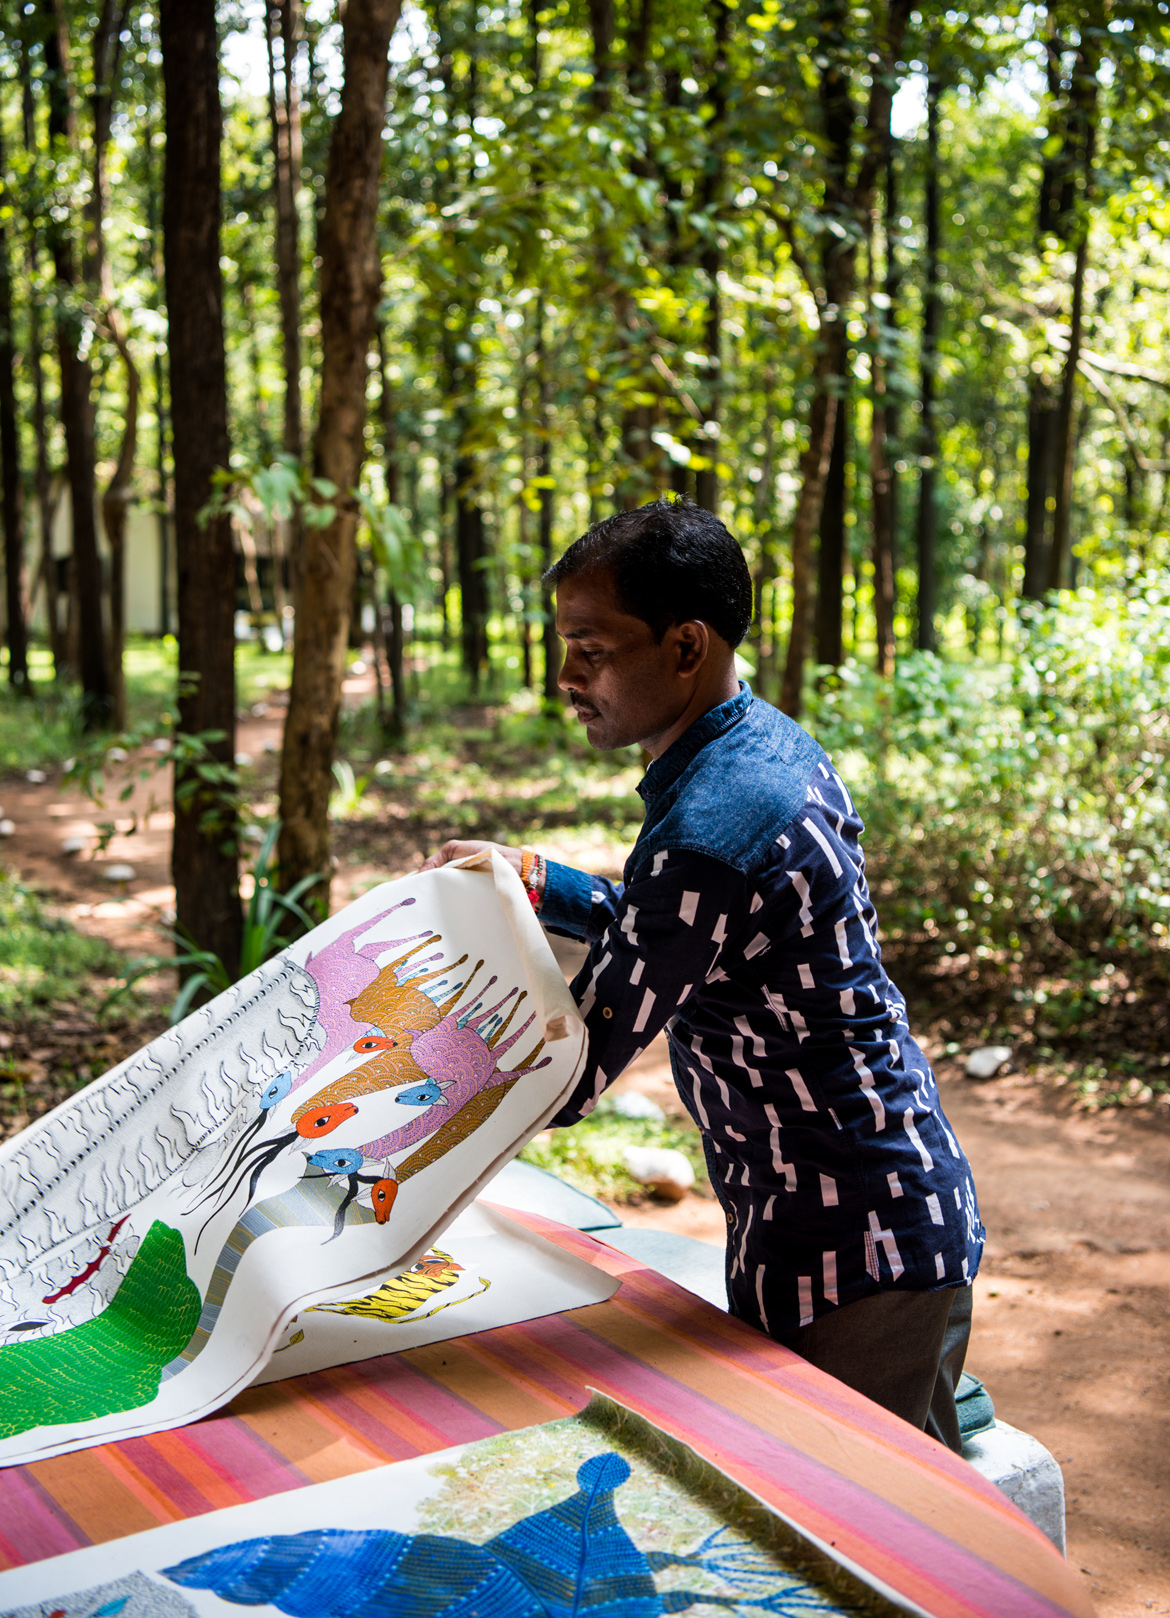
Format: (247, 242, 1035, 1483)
(672, 619, 710, 677)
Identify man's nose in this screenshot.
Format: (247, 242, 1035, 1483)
(557, 649, 581, 691)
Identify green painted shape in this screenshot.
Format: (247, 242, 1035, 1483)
(0, 1221, 202, 1438)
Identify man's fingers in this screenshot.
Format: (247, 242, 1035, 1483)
(419, 839, 485, 871)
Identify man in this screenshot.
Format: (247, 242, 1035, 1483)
(422, 500, 983, 1450)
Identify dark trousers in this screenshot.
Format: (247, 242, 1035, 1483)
(774, 1285, 972, 1453)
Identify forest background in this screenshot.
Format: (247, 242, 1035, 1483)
(0, 0, 1168, 1153)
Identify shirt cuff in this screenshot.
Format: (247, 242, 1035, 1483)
(539, 859, 595, 939)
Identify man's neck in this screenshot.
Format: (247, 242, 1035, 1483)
(641, 667, 742, 761)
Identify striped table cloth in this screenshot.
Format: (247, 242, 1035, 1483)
(0, 1210, 1092, 1618)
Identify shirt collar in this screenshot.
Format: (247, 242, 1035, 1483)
(637, 682, 753, 805)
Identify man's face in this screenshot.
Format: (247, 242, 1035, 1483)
(555, 571, 701, 752)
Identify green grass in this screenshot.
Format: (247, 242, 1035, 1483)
(0, 638, 294, 777)
(520, 1097, 707, 1204)
(0, 874, 127, 1019)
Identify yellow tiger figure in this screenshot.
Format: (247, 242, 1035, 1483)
(310, 1250, 489, 1323)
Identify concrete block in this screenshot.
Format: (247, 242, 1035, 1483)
(963, 1419, 1067, 1554)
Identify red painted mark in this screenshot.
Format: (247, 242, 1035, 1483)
(42, 1218, 128, 1306)
(354, 1035, 396, 1054)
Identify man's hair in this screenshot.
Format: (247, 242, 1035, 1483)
(543, 500, 753, 648)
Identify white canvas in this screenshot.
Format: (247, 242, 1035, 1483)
(251, 1200, 618, 1382)
(0, 852, 587, 1466)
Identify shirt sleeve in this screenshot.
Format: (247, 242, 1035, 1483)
(539, 859, 624, 944)
(547, 850, 749, 1126)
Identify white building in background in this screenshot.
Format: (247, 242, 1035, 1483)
(25, 487, 175, 638)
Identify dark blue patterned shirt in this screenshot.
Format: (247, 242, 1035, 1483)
(542, 685, 983, 1337)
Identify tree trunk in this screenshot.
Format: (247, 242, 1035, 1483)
(1023, 15, 1081, 600)
(375, 322, 406, 737)
(267, 0, 306, 593)
(42, 0, 110, 726)
(693, 1, 730, 514)
(914, 60, 941, 653)
(92, 2, 135, 728)
(871, 141, 898, 677)
(278, 0, 401, 904)
(534, 294, 558, 702)
(18, 24, 63, 676)
(815, 385, 848, 669)
(100, 313, 138, 729)
(161, 0, 242, 975)
(0, 126, 27, 691)
(455, 455, 489, 687)
(780, 0, 910, 711)
(1048, 13, 1101, 593)
(780, 385, 838, 715)
(1022, 390, 1058, 598)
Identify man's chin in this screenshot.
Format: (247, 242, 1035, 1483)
(580, 714, 629, 752)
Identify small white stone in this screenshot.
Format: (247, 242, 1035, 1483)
(610, 1091, 666, 1124)
(262, 738, 280, 754)
(965, 1045, 1013, 1080)
(0, 820, 15, 837)
(251, 702, 269, 717)
(243, 825, 266, 843)
(622, 1145, 695, 1203)
(151, 737, 171, 753)
(25, 769, 46, 784)
(103, 863, 136, 884)
(234, 752, 254, 768)
(60, 837, 88, 856)
(106, 746, 128, 764)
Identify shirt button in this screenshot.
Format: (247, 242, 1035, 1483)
(601, 1007, 613, 1020)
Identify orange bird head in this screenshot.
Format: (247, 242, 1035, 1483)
(371, 1177, 398, 1223)
(353, 1034, 397, 1055)
(295, 1101, 359, 1139)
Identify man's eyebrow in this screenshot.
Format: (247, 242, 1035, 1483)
(561, 626, 600, 639)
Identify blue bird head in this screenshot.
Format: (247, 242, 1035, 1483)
(307, 1147, 364, 1176)
(260, 1071, 293, 1109)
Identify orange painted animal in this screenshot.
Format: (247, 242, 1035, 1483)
(290, 957, 486, 1126)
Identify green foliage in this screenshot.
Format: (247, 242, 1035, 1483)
(0, 873, 125, 1020)
(520, 1097, 708, 1205)
(806, 574, 1170, 960)
(163, 821, 318, 1023)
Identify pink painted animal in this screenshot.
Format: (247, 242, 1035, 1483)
(292, 899, 434, 1094)
(356, 985, 550, 1162)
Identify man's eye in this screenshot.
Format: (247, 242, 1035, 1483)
(581, 647, 603, 663)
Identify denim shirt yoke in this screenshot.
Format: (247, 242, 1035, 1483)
(623, 684, 827, 887)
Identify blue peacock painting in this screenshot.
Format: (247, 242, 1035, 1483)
(160, 1453, 865, 1617)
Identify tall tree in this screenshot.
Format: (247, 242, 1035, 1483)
(161, 0, 242, 976)
(914, 57, 941, 653)
(267, 0, 304, 599)
(1048, 5, 1103, 592)
(19, 20, 65, 676)
(779, 0, 911, 715)
(278, 0, 402, 903)
(693, 0, 730, 514)
(90, 0, 136, 728)
(41, 0, 110, 724)
(871, 138, 901, 678)
(0, 123, 28, 690)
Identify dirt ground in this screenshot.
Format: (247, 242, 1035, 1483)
(2, 699, 1168, 1617)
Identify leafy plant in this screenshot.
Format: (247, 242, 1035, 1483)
(113, 822, 319, 1025)
(330, 759, 372, 818)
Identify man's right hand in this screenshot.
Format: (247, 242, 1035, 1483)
(419, 840, 525, 877)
